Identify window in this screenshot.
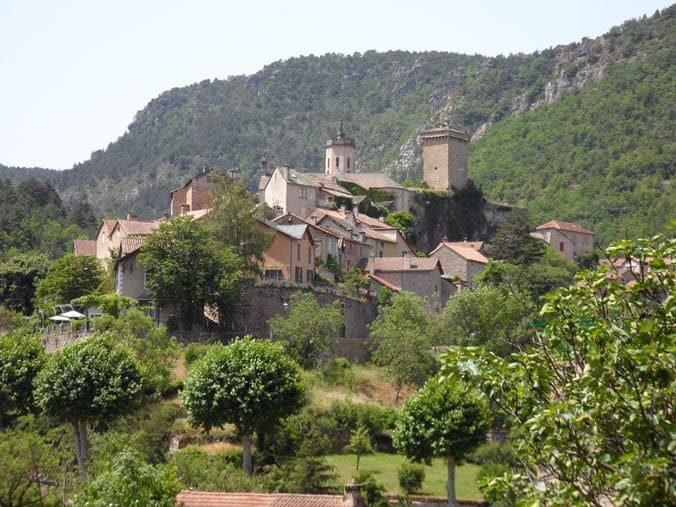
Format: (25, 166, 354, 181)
(308, 246, 312, 264)
(347, 157, 350, 169)
(559, 242, 565, 252)
(299, 188, 307, 199)
(326, 158, 330, 170)
(294, 266, 303, 282)
(307, 270, 314, 283)
(264, 269, 283, 280)
(297, 243, 301, 261)
(336, 157, 340, 169)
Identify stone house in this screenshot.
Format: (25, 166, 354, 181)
(258, 220, 316, 283)
(531, 220, 595, 262)
(312, 208, 415, 262)
(364, 253, 454, 304)
(429, 241, 488, 286)
(421, 122, 470, 192)
(271, 212, 373, 274)
(170, 167, 212, 216)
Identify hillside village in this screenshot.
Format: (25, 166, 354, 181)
(69, 122, 595, 343)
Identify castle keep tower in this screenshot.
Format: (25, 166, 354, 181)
(421, 122, 470, 192)
(325, 121, 356, 174)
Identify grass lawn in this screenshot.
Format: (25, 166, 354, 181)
(325, 452, 482, 501)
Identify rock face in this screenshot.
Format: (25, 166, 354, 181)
(409, 183, 511, 254)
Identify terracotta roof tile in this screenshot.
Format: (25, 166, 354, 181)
(175, 491, 345, 507)
(373, 257, 439, 272)
(368, 273, 401, 292)
(119, 237, 147, 256)
(536, 220, 594, 235)
(116, 219, 162, 236)
(429, 242, 488, 263)
(73, 239, 96, 256)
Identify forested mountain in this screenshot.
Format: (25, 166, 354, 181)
(1, 6, 672, 245)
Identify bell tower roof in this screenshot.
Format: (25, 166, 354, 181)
(325, 121, 355, 148)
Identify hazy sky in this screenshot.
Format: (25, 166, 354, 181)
(0, 0, 670, 169)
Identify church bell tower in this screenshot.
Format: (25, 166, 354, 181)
(325, 121, 356, 174)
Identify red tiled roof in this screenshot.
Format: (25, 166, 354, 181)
(536, 220, 594, 235)
(119, 237, 147, 256)
(429, 242, 488, 264)
(102, 219, 118, 236)
(175, 491, 346, 507)
(73, 239, 96, 256)
(116, 219, 162, 236)
(373, 257, 439, 272)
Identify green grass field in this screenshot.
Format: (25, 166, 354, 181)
(325, 452, 482, 501)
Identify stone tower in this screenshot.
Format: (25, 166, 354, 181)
(325, 121, 356, 174)
(421, 122, 470, 192)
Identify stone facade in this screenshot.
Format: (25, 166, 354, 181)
(259, 221, 316, 283)
(429, 242, 487, 286)
(170, 169, 212, 216)
(325, 121, 356, 174)
(231, 281, 378, 362)
(531, 220, 595, 262)
(421, 123, 470, 192)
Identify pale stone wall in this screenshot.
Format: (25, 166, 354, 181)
(531, 229, 593, 262)
(325, 143, 356, 174)
(422, 128, 469, 192)
(116, 253, 147, 300)
(96, 227, 113, 260)
(262, 170, 289, 213)
(375, 268, 450, 303)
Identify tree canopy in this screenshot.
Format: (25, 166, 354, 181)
(34, 334, 144, 478)
(181, 337, 306, 475)
(0, 252, 50, 315)
(394, 376, 489, 507)
(443, 236, 675, 505)
(268, 292, 343, 368)
(34, 253, 105, 309)
(369, 291, 438, 403)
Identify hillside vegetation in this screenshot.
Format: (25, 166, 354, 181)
(0, 7, 673, 245)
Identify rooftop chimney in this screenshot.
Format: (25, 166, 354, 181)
(261, 155, 269, 175)
(343, 479, 366, 507)
(126, 212, 137, 221)
(282, 165, 290, 179)
(310, 214, 317, 225)
(367, 253, 375, 275)
(339, 204, 347, 216)
(202, 164, 208, 174)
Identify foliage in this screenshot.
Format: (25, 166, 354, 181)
(0, 332, 46, 428)
(183, 341, 214, 366)
(0, 177, 96, 260)
(0, 252, 50, 314)
(76, 449, 180, 507)
(443, 236, 675, 504)
(206, 173, 275, 272)
(90, 308, 179, 394)
(34, 334, 145, 478)
(345, 426, 374, 471)
(168, 447, 253, 491)
(0, 426, 67, 506)
(268, 292, 343, 368)
(72, 292, 137, 318)
(467, 442, 518, 467)
(181, 337, 306, 475)
(369, 292, 438, 402)
(431, 286, 533, 355)
(34, 253, 105, 308)
(322, 357, 356, 388)
(352, 469, 389, 507)
(394, 376, 489, 506)
(398, 462, 426, 494)
(287, 455, 338, 494)
(340, 267, 371, 298)
(138, 215, 244, 329)
(384, 211, 416, 242)
(486, 208, 544, 265)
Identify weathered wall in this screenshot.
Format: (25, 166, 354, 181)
(224, 281, 378, 362)
(411, 183, 511, 254)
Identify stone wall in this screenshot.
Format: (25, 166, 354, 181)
(225, 280, 378, 362)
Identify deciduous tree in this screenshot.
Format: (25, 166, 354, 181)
(34, 254, 104, 308)
(394, 377, 489, 507)
(0, 252, 50, 314)
(369, 291, 438, 403)
(268, 292, 342, 368)
(443, 236, 675, 505)
(34, 334, 144, 479)
(181, 337, 305, 475)
(345, 426, 373, 471)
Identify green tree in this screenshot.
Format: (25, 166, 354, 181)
(0, 332, 46, 428)
(268, 292, 343, 368)
(340, 267, 371, 298)
(369, 292, 438, 403)
(76, 449, 179, 507)
(138, 216, 244, 329)
(34, 254, 104, 308)
(345, 426, 373, 471)
(181, 337, 306, 475)
(34, 334, 144, 479)
(384, 211, 416, 242)
(432, 285, 533, 355)
(443, 236, 675, 505)
(0, 252, 50, 314)
(206, 173, 274, 272)
(394, 377, 489, 507)
(486, 208, 545, 265)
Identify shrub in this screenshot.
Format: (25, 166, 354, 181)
(288, 455, 338, 494)
(477, 463, 513, 507)
(352, 469, 389, 506)
(168, 447, 253, 491)
(183, 342, 213, 366)
(398, 462, 425, 494)
(322, 357, 356, 388)
(467, 442, 517, 466)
